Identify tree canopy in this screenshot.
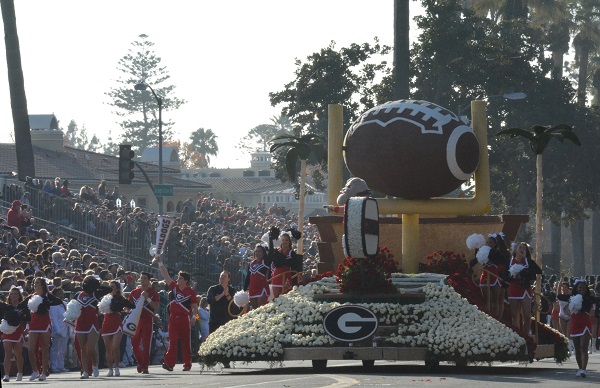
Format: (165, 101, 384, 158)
(105, 34, 186, 155)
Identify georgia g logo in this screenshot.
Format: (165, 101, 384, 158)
(323, 305, 378, 342)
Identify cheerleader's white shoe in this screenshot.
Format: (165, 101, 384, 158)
(3, 375, 9, 382)
(114, 367, 120, 377)
(16, 373, 23, 381)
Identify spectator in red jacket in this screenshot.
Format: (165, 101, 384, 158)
(7, 200, 24, 229)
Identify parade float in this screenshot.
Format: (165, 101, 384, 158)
(197, 100, 569, 370)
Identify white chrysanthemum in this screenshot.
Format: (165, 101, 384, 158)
(0, 319, 18, 334)
(234, 290, 250, 308)
(63, 299, 82, 321)
(28, 295, 43, 314)
(476, 246, 491, 265)
(569, 294, 583, 314)
(466, 234, 486, 250)
(509, 264, 525, 278)
(98, 294, 113, 315)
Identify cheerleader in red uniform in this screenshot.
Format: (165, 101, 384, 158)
(243, 244, 271, 309)
(1, 286, 26, 382)
(508, 242, 542, 336)
(469, 234, 509, 319)
(567, 280, 600, 378)
(19, 277, 63, 381)
(270, 230, 302, 299)
(99, 280, 135, 377)
(75, 275, 111, 379)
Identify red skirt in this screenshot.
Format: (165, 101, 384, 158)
(1, 323, 26, 342)
(570, 312, 592, 337)
(29, 312, 51, 332)
(479, 264, 500, 287)
(101, 312, 123, 336)
(271, 266, 291, 288)
(75, 307, 100, 334)
(508, 281, 531, 300)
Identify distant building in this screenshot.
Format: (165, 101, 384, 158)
(181, 150, 328, 217)
(0, 114, 210, 214)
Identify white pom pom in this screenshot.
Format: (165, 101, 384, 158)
(63, 299, 82, 321)
(98, 294, 113, 315)
(466, 234, 486, 250)
(476, 245, 491, 265)
(509, 264, 525, 278)
(569, 294, 583, 314)
(261, 232, 280, 248)
(28, 295, 43, 314)
(233, 290, 250, 308)
(0, 319, 18, 334)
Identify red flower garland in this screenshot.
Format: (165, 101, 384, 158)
(336, 247, 400, 294)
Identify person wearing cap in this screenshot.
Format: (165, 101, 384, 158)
(155, 255, 198, 372)
(7, 200, 24, 229)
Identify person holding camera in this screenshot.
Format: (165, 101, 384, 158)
(206, 270, 235, 368)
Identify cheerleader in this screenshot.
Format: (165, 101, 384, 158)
(269, 229, 302, 299)
(507, 242, 542, 336)
(469, 234, 509, 319)
(18, 277, 63, 381)
(1, 286, 26, 382)
(99, 280, 135, 377)
(555, 280, 572, 337)
(568, 279, 600, 377)
(75, 275, 111, 379)
(243, 244, 271, 309)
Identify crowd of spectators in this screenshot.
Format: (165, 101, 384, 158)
(2, 177, 322, 290)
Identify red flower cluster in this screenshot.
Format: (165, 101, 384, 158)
(418, 250, 469, 276)
(336, 247, 400, 295)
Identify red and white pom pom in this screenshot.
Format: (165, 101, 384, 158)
(476, 245, 491, 265)
(569, 294, 583, 314)
(28, 295, 43, 314)
(98, 294, 113, 315)
(63, 299, 82, 321)
(0, 319, 18, 335)
(466, 234, 486, 250)
(233, 290, 250, 308)
(509, 264, 525, 278)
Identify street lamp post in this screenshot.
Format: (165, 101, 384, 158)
(134, 81, 164, 215)
(458, 92, 527, 123)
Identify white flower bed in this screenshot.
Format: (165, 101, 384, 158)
(198, 276, 527, 366)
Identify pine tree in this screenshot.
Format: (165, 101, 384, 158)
(105, 34, 186, 155)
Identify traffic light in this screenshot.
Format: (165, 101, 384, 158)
(119, 144, 135, 184)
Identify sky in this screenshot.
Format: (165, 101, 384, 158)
(0, 0, 423, 169)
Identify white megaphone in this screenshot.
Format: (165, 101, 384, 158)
(149, 245, 157, 256)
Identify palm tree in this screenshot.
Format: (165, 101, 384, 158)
(1, 0, 35, 180)
(270, 133, 326, 254)
(189, 128, 219, 167)
(571, 1, 600, 108)
(495, 124, 580, 299)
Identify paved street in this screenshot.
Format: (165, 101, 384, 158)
(5, 351, 598, 387)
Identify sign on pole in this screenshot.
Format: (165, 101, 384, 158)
(154, 184, 174, 197)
